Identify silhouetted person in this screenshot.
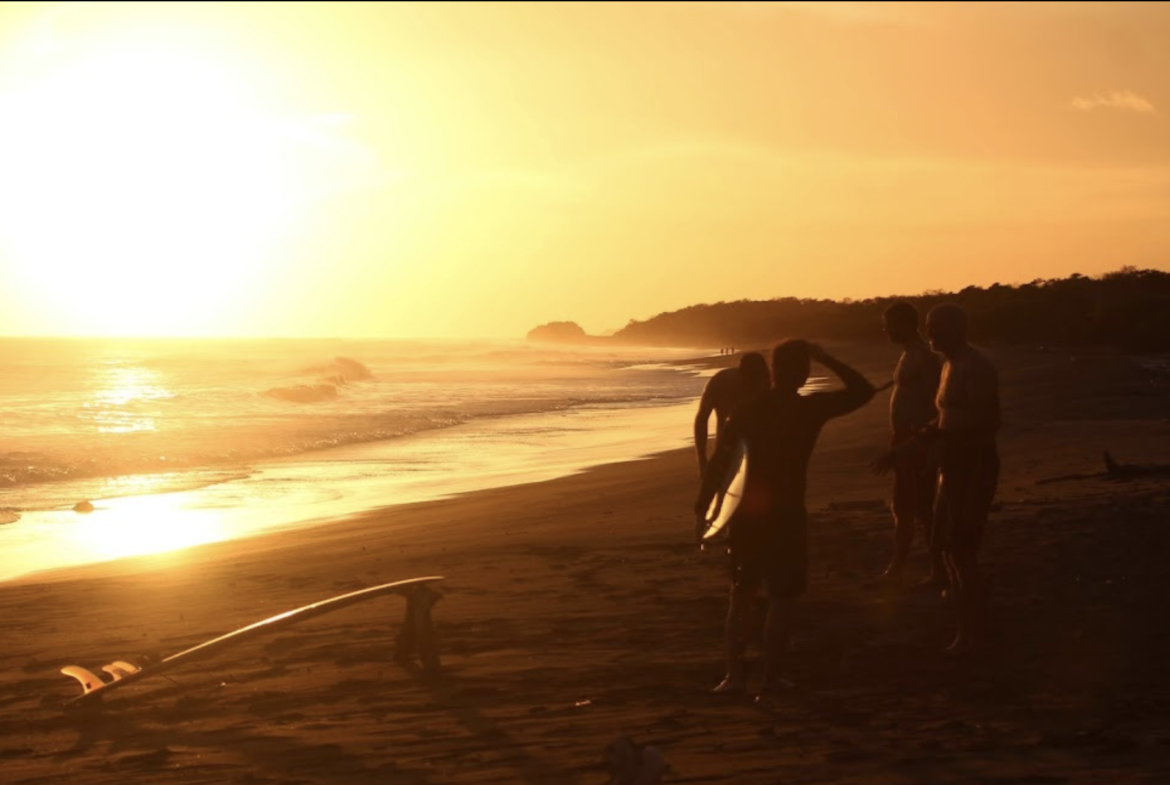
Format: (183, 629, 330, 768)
(695, 341, 876, 699)
(878, 302, 943, 586)
(693, 352, 770, 479)
(873, 304, 1000, 655)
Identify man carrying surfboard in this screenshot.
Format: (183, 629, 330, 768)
(695, 340, 877, 699)
(693, 351, 771, 479)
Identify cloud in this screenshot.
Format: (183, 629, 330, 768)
(1069, 90, 1156, 114)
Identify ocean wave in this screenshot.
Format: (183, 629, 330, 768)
(263, 356, 377, 403)
(301, 356, 373, 382)
(0, 388, 694, 495)
(264, 383, 341, 404)
(0, 340, 710, 505)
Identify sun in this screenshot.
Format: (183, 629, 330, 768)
(0, 31, 304, 337)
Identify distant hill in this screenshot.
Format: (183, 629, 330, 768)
(526, 321, 589, 344)
(605, 267, 1170, 353)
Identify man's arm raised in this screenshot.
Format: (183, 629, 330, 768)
(806, 343, 878, 418)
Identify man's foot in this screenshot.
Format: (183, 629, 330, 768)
(916, 573, 946, 589)
(942, 635, 974, 658)
(711, 674, 746, 695)
(754, 678, 796, 704)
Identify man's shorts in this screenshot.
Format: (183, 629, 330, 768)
(934, 441, 999, 554)
(728, 506, 808, 599)
(891, 431, 938, 522)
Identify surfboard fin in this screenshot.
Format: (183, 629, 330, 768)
(61, 665, 108, 694)
(101, 661, 141, 681)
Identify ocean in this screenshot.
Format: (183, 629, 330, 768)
(0, 337, 719, 582)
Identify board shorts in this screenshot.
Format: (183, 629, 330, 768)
(891, 430, 938, 525)
(727, 505, 808, 599)
(933, 440, 999, 555)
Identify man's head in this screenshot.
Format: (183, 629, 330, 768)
(738, 351, 770, 394)
(882, 301, 919, 345)
(925, 303, 969, 355)
(771, 339, 810, 392)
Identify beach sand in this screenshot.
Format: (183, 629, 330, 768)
(3, 344, 1169, 784)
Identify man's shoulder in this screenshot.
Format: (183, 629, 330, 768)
(904, 342, 940, 369)
(702, 367, 738, 397)
(708, 367, 740, 385)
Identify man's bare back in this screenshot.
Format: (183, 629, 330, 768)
(694, 354, 769, 477)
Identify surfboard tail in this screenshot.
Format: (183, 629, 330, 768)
(61, 659, 142, 698)
(61, 665, 107, 695)
(102, 661, 141, 681)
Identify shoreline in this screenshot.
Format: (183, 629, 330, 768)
(3, 342, 856, 585)
(0, 340, 751, 584)
(0, 397, 705, 584)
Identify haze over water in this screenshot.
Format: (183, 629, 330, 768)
(0, 337, 721, 581)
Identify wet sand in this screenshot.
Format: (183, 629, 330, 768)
(2, 344, 1169, 784)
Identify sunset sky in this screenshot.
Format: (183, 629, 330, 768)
(0, 1, 1168, 339)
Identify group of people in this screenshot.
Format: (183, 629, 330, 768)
(691, 302, 1001, 701)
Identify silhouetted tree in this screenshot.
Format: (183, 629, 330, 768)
(608, 268, 1170, 352)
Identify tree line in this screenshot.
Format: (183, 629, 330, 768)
(607, 267, 1170, 352)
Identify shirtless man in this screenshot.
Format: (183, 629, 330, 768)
(696, 341, 877, 698)
(873, 304, 1000, 655)
(693, 352, 770, 479)
(879, 302, 943, 586)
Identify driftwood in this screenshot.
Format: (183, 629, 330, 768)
(1036, 452, 1170, 485)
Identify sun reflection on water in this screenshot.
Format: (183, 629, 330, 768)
(82, 364, 174, 434)
(74, 493, 228, 563)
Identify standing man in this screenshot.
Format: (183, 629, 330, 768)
(873, 304, 1000, 655)
(695, 341, 877, 699)
(693, 351, 770, 479)
(879, 302, 943, 587)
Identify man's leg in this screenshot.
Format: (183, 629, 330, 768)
(883, 474, 915, 584)
(758, 591, 797, 696)
(881, 436, 914, 583)
(758, 513, 805, 699)
(714, 581, 756, 693)
(945, 547, 983, 655)
(918, 465, 946, 587)
(924, 469, 952, 595)
(946, 448, 997, 655)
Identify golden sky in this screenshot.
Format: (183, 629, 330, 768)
(0, 1, 1168, 339)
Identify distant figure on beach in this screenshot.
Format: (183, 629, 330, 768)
(873, 304, 1000, 655)
(878, 302, 943, 587)
(693, 352, 770, 479)
(695, 341, 877, 699)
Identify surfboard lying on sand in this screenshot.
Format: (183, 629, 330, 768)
(60, 575, 445, 708)
(699, 438, 748, 543)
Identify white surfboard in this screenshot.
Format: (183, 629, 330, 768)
(700, 439, 748, 543)
(60, 576, 444, 707)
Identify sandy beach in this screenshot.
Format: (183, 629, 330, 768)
(3, 343, 1169, 784)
